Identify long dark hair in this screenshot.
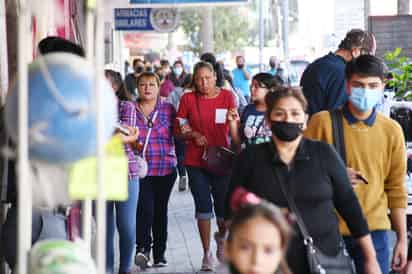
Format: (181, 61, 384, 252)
(228, 201, 292, 274)
(104, 69, 131, 101)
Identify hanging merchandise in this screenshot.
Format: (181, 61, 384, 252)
(4, 52, 118, 164)
(29, 240, 97, 274)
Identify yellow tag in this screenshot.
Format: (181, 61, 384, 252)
(69, 136, 129, 201)
(87, 0, 96, 9)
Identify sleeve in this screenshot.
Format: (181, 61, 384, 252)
(119, 101, 137, 128)
(224, 148, 253, 220)
(385, 123, 408, 209)
(321, 142, 369, 238)
(303, 112, 332, 144)
(227, 90, 236, 109)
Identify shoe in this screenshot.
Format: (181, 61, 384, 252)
(178, 175, 188, 191)
(153, 257, 168, 267)
(200, 252, 215, 271)
(214, 232, 225, 263)
(135, 251, 152, 270)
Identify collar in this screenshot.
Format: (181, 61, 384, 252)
(330, 51, 346, 64)
(269, 138, 310, 165)
(342, 104, 377, 126)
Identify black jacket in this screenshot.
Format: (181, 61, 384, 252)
(225, 138, 369, 274)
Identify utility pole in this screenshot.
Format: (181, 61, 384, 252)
(397, 0, 410, 15)
(364, 0, 370, 30)
(0, 0, 8, 105)
(200, 7, 214, 53)
(281, 0, 289, 60)
(259, 0, 264, 71)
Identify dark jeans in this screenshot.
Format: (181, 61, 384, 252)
(186, 166, 230, 221)
(136, 171, 176, 260)
(175, 139, 187, 177)
(344, 230, 389, 274)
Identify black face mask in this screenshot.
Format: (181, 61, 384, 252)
(270, 121, 303, 142)
(237, 64, 244, 69)
(269, 62, 276, 68)
(135, 66, 144, 74)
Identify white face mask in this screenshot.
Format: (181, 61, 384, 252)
(174, 67, 183, 76)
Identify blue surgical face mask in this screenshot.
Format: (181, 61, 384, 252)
(349, 87, 382, 112)
(174, 67, 183, 76)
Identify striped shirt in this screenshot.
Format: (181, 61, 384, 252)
(135, 100, 177, 176)
(118, 100, 139, 180)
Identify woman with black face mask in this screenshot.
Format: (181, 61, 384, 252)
(224, 87, 381, 274)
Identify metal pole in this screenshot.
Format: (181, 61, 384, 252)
(94, 0, 106, 273)
(364, 0, 370, 30)
(0, 0, 8, 105)
(397, 0, 410, 15)
(281, 0, 289, 61)
(259, 0, 264, 72)
(82, 0, 95, 250)
(200, 7, 214, 53)
(17, 0, 32, 273)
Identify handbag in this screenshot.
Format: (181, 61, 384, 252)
(195, 95, 235, 176)
(201, 146, 235, 176)
(135, 109, 159, 179)
(272, 168, 356, 274)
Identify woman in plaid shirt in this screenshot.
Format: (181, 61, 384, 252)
(105, 70, 140, 274)
(133, 72, 177, 269)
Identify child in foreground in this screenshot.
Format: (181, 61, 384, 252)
(221, 188, 292, 274)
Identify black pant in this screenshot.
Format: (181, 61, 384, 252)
(136, 171, 176, 260)
(175, 139, 187, 177)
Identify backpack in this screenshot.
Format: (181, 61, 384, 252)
(390, 107, 412, 142)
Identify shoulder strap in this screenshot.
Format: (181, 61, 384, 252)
(329, 109, 347, 164)
(271, 167, 314, 245)
(142, 110, 158, 157)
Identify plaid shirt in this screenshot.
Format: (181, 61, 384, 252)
(135, 100, 177, 176)
(118, 101, 139, 180)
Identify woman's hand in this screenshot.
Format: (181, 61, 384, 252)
(119, 126, 139, 144)
(227, 108, 240, 122)
(364, 257, 382, 274)
(192, 131, 208, 147)
(180, 124, 192, 134)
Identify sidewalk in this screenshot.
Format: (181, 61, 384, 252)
(116, 182, 219, 274)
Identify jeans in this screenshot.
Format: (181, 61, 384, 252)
(136, 171, 176, 260)
(186, 166, 230, 221)
(106, 178, 139, 273)
(175, 139, 187, 177)
(344, 230, 390, 274)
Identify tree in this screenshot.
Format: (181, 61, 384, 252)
(179, 7, 249, 55)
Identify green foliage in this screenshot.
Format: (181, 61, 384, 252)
(179, 8, 203, 55)
(179, 7, 249, 55)
(384, 48, 412, 100)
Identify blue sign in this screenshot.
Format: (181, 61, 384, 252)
(130, 0, 247, 5)
(114, 8, 154, 31)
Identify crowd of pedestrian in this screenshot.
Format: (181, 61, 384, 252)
(1, 27, 412, 274)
